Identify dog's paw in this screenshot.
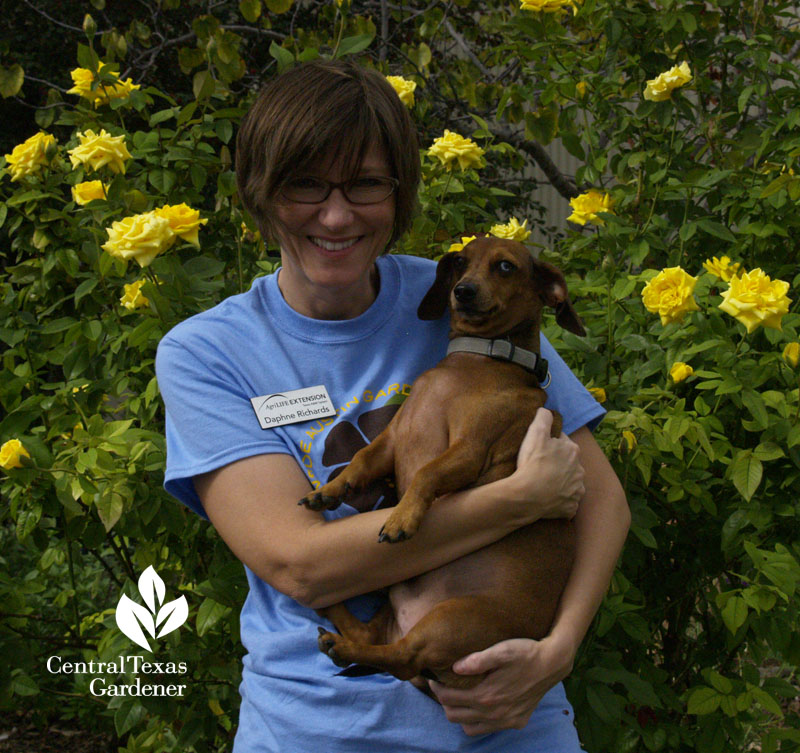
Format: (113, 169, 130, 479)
(317, 628, 351, 668)
(377, 514, 419, 544)
(298, 482, 351, 511)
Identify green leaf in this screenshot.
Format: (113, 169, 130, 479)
(688, 686, 722, 715)
(16, 504, 42, 542)
(0, 64, 24, 98)
(95, 492, 124, 531)
(265, 0, 292, 11)
(114, 697, 147, 736)
(196, 597, 229, 636)
(149, 168, 178, 195)
(149, 107, 178, 127)
(239, 0, 262, 21)
(269, 41, 295, 73)
(10, 670, 39, 697)
(759, 173, 792, 198)
(192, 69, 216, 101)
(731, 451, 763, 502)
(335, 34, 375, 58)
(749, 686, 784, 717)
(721, 595, 748, 634)
(697, 219, 736, 242)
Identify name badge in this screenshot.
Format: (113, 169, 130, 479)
(250, 385, 336, 429)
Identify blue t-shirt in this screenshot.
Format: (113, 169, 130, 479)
(156, 254, 603, 752)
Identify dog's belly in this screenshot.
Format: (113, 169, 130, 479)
(388, 520, 575, 641)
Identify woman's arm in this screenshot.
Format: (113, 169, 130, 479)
(430, 426, 630, 735)
(195, 409, 584, 609)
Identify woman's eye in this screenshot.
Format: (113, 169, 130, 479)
(352, 177, 383, 188)
(291, 177, 323, 189)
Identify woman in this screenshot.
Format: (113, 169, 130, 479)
(156, 59, 629, 752)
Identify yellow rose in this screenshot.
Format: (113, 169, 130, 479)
(575, 81, 588, 98)
(782, 342, 800, 369)
(0, 439, 31, 470)
(669, 362, 694, 383)
(520, 0, 581, 14)
(120, 279, 150, 311)
(447, 235, 477, 254)
(719, 268, 791, 334)
(621, 430, 637, 452)
(567, 189, 615, 226)
(67, 67, 140, 106)
(68, 129, 132, 174)
(643, 61, 692, 102)
(702, 255, 742, 282)
(71, 180, 107, 205)
(427, 130, 485, 171)
(641, 267, 700, 326)
(588, 387, 607, 403)
(490, 217, 531, 241)
(4, 132, 57, 182)
(102, 211, 176, 267)
(385, 75, 417, 108)
(153, 203, 208, 247)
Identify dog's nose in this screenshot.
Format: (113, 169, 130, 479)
(453, 283, 478, 303)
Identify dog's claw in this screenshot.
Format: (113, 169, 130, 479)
(299, 492, 342, 511)
(378, 526, 409, 544)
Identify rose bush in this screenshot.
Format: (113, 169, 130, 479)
(1, 1, 799, 751)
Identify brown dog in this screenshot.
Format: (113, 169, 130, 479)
(299, 236, 586, 688)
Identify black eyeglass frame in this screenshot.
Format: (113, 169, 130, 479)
(279, 176, 400, 205)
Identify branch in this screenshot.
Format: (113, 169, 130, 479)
(22, 0, 107, 35)
(379, 0, 389, 63)
(443, 18, 491, 79)
(495, 127, 580, 199)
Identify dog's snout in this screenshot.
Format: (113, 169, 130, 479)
(453, 282, 478, 304)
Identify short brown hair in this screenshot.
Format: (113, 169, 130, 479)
(236, 59, 420, 248)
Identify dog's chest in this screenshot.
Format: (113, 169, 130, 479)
(392, 359, 545, 492)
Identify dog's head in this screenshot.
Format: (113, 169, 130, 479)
(418, 236, 585, 340)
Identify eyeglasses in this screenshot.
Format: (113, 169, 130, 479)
(280, 176, 399, 205)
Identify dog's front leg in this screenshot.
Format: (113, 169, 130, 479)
(299, 423, 398, 510)
(379, 440, 486, 542)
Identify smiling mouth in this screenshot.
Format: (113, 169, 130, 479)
(309, 236, 362, 252)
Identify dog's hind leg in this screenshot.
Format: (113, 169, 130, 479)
(318, 601, 392, 645)
(317, 595, 525, 688)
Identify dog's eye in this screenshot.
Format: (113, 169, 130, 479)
(496, 260, 517, 275)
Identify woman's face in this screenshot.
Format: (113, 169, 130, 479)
(272, 143, 396, 320)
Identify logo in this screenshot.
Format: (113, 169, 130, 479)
(116, 566, 189, 652)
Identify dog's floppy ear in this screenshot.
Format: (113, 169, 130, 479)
(531, 258, 586, 337)
(418, 253, 460, 320)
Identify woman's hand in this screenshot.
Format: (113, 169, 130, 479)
(428, 632, 577, 737)
(504, 409, 585, 522)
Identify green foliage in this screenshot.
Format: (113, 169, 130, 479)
(2, 1, 799, 751)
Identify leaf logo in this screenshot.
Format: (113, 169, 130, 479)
(115, 566, 188, 652)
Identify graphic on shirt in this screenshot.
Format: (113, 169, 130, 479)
(319, 402, 402, 512)
(297, 382, 412, 496)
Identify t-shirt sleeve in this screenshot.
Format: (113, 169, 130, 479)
(155, 334, 293, 518)
(539, 335, 605, 435)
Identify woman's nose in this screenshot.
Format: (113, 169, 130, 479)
(317, 188, 356, 228)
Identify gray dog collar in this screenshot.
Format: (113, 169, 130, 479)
(446, 337, 551, 387)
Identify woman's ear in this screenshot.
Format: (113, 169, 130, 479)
(418, 253, 460, 320)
